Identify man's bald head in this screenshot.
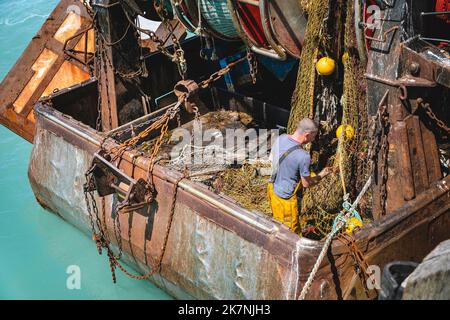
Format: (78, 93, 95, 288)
(296, 118, 318, 135)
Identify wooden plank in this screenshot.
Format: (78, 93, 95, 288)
(394, 120, 415, 201)
(405, 115, 429, 194)
(420, 121, 442, 184)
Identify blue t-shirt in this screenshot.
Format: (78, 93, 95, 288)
(270, 134, 311, 199)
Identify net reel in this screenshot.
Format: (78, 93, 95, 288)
(171, 0, 241, 41)
(226, 0, 286, 60)
(262, 0, 307, 59)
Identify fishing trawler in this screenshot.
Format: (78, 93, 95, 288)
(0, 0, 449, 299)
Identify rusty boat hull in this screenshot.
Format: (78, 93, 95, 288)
(0, 0, 449, 300)
(27, 100, 450, 299)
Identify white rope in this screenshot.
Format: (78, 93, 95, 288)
(297, 176, 372, 300)
(194, 0, 203, 35)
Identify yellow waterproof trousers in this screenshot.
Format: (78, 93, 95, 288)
(267, 182, 301, 234)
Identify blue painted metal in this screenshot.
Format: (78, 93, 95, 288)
(200, 0, 239, 39)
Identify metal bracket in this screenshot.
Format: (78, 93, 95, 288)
(343, 201, 363, 222)
(90, 152, 155, 212)
(364, 25, 399, 44)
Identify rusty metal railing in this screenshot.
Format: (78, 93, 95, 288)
(63, 24, 95, 71)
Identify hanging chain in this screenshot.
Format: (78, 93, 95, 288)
(417, 98, 450, 136)
(154, 1, 187, 78)
(113, 202, 125, 260)
(366, 103, 389, 217)
(84, 166, 187, 282)
(82, 0, 94, 18)
(246, 47, 258, 84)
(378, 105, 390, 217)
(94, 15, 103, 131)
(367, 105, 390, 216)
(83, 55, 246, 282)
(337, 233, 373, 298)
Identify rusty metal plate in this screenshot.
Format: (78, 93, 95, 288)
(0, 0, 92, 142)
(266, 0, 306, 58)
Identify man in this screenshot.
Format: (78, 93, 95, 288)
(268, 118, 333, 234)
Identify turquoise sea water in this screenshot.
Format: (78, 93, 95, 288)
(0, 0, 171, 299)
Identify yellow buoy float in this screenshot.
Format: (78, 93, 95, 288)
(316, 57, 336, 76)
(336, 124, 355, 140)
(345, 217, 363, 234)
(342, 52, 349, 65)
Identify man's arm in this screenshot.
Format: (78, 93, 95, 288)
(301, 167, 333, 188)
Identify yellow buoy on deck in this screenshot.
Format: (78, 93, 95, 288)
(336, 124, 355, 140)
(316, 57, 336, 76)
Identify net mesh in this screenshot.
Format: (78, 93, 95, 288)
(221, 163, 272, 215)
(288, 0, 330, 131)
(290, 0, 371, 238)
(133, 0, 372, 239)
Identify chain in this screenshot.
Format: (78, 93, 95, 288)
(92, 9, 116, 131)
(83, 173, 99, 239)
(337, 233, 372, 298)
(198, 56, 247, 89)
(108, 55, 246, 160)
(92, 0, 178, 79)
(110, 99, 183, 159)
(378, 105, 389, 217)
(417, 98, 450, 136)
(94, 15, 103, 131)
(246, 47, 258, 84)
(82, 0, 94, 18)
(101, 43, 114, 130)
(366, 104, 389, 217)
(121, 0, 188, 78)
(84, 166, 187, 282)
(113, 202, 124, 260)
(83, 53, 245, 283)
(367, 115, 380, 177)
(164, 19, 187, 78)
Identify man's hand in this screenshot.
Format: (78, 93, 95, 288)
(301, 166, 335, 188)
(319, 166, 334, 178)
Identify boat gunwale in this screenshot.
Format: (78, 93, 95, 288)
(33, 100, 450, 258)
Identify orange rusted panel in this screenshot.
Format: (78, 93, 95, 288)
(74, 28, 95, 53)
(27, 110, 36, 124)
(0, 0, 92, 142)
(13, 49, 59, 113)
(54, 11, 87, 44)
(41, 61, 90, 98)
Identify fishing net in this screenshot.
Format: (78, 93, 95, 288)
(220, 163, 272, 215)
(298, 0, 314, 14)
(343, 0, 371, 216)
(288, 0, 330, 132)
(289, 0, 371, 238)
(135, 108, 276, 214)
(133, 1, 372, 238)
